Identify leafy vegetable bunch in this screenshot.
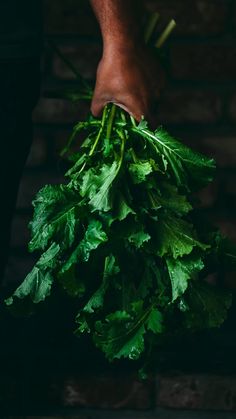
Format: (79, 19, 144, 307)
(6, 100, 235, 363)
(5, 14, 236, 365)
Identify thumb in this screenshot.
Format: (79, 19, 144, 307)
(90, 95, 105, 117)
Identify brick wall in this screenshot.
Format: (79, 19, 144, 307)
(2, 0, 236, 417)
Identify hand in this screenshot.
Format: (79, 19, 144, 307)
(91, 44, 165, 124)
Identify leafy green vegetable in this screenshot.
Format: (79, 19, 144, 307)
(60, 219, 107, 274)
(166, 254, 204, 301)
(29, 185, 79, 251)
(129, 160, 153, 184)
(153, 215, 209, 259)
(5, 98, 235, 369)
(182, 282, 232, 330)
(133, 125, 216, 191)
(83, 254, 120, 314)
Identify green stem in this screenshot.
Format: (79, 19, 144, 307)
(155, 19, 176, 49)
(106, 104, 117, 140)
(60, 121, 100, 156)
(130, 115, 137, 128)
(132, 125, 183, 161)
(73, 106, 109, 179)
(131, 148, 138, 163)
(46, 90, 92, 101)
(144, 12, 160, 44)
(71, 107, 108, 180)
(116, 128, 126, 174)
(60, 128, 78, 157)
(120, 110, 127, 125)
(89, 105, 108, 156)
(70, 93, 93, 101)
(112, 109, 128, 175)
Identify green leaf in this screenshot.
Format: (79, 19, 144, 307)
(124, 220, 151, 249)
(103, 254, 120, 277)
(166, 255, 204, 301)
(115, 192, 135, 221)
(94, 300, 165, 361)
(128, 229, 151, 248)
(129, 160, 153, 184)
(114, 325, 145, 361)
(184, 282, 232, 329)
(61, 219, 107, 273)
(150, 182, 192, 215)
(5, 243, 60, 305)
(65, 153, 87, 177)
(94, 308, 146, 361)
(153, 215, 209, 259)
(137, 262, 154, 299)
(80, 167, 98, 198)
(75, 314, 91, 334)
(154, 128, 216, 189)
(58, 265, 85, 298)
(134, 125, 216, 190)
(137, 257, 164, 299)
(61, 119, 97, 156)
(76, 219, 108, 262)
(36, 242, 61, 269)
(80, 161, 119, 212)
(83, 254, 120, 313)
(5, 268, 53, 305)
(29, 185, 79, 251)
(138, 119, 148, 130)
(146, 308, 163, 334)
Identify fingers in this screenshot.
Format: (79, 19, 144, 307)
(91, 83, 160, 124)
(91, 89, 145, 122)
(91, 94, 158, 126)
(91, 98, 142, 122)
(113, 102, 144, 122)
(91, 95, 105, 117)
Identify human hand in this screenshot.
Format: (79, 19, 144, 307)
(91, 44, 165, 124)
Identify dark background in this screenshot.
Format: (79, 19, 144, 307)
(2, 0, 236, 417)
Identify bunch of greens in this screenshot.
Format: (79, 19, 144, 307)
(5, 101, 235, 363)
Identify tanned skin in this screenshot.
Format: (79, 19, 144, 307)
(89, 0, 164, 123)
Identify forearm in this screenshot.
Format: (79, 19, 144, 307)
(89, 0, 163, 122)
(89, 0, 143, 50)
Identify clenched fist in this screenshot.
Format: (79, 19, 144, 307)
(91, 43, 165, 124)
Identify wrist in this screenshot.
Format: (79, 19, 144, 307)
(103, 34, 144, 55)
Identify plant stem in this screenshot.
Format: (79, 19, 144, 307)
(155, 19, 176, 49)
(115, 128, 126, 175)
(106, 104, 117, 140)
(144, 12, 160, 44)
(89, 105, 108, 157)
(131, 148, 138, 163)
(73, 107, 108, 178)
(60, 121, 100, 156)
(130, 115, 137, 127)
(120, 110, 127, 124)
(60, 128, 78, 157)
(70, 93, 93, 101)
